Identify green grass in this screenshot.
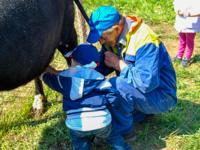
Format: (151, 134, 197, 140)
(83, 0, 176, 25)
(0, 0, 200, 149)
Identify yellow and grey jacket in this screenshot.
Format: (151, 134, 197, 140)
(96, 15, 177, 113)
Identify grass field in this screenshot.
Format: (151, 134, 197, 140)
(0, 0, 200, 149)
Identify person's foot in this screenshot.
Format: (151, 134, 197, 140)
(180, 57, 190, 67)
(92, 130, 136, 146)
(123, 130, 136, 143)
(172, 56, 182, 62)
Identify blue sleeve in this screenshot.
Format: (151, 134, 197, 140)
(42, 73, 65, 95)
(120, 43, 160, 93)
(95, 48, 114, 76)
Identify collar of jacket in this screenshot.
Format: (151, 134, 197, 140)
(121, 15, 143, 57)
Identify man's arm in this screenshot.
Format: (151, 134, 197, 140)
(100, 43, 160, 93)
(120, 43, 160, 93)
(103, 24, 161, 93)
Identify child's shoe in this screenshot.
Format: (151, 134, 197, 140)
(180, 57, 190, 67)
(92, 130, 136, 146)
(172, 56, 182, 62)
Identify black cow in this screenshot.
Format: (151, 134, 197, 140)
(0, 0, 77, 91)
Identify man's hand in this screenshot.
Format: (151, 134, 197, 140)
(104, 51, 127, 71)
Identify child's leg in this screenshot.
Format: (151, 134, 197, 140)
(93, 124, 132, 149)
(177, 32, 186, 58)
(106, 129, 132, 150)
(185, 33, 196, 59)
(69, 129, 92, 150)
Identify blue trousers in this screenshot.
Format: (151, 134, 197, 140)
(69, 123, 131, 150)
(109, 76, 177, 123)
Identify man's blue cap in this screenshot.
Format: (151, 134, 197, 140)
(64, 43, 99, 65)
(87, 6, 120, 44)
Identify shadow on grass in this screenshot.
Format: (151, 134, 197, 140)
(36, 112, 112, 150)
(171, 54, 200, 68)
(190, 54, 200, 66)
(37, 98, 199, 150)
(127, 98, 200, 150)
(37, 113, 73, 150)
(0, 99, 63, 139)
(1, 98, 199, 150)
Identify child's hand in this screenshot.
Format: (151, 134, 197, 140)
(44, 66, 61, 75)
(177, 9, 190, 17)
(44, 66, 51, 72)
(177, 10, 184, 16)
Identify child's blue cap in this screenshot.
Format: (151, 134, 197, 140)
(64, 43, 99, 66)
(87, 6, 120, 44)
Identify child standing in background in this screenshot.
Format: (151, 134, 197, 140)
(177, 6, 200, 17)
(173, 0, 200, 67)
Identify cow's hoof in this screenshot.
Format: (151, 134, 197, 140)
(32, 94, 46, 118)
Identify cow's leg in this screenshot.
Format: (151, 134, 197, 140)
(32, 78, 47, 118)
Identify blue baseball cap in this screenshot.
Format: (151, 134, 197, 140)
(87, 6, 120, 44)
(64, 43, 99, 66)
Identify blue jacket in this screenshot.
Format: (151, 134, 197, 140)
(42, 64, 121, 131)
(42, 65, 120, 112)
(96, 16, 177, 114)
(42, 64, 133, 133)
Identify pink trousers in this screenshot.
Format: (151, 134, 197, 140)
(177, 32, 196, 59)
